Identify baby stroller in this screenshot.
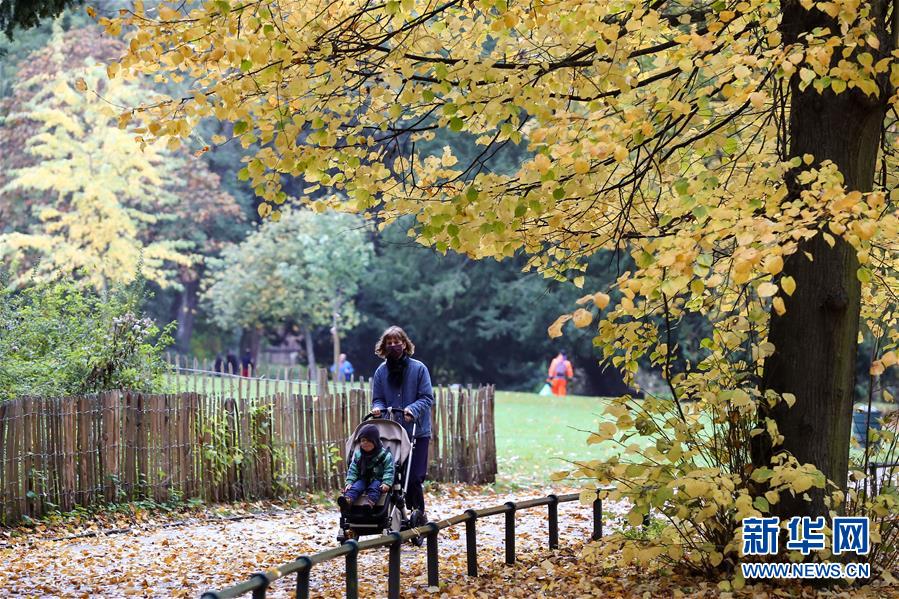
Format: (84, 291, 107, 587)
(336, 408, 427, 545)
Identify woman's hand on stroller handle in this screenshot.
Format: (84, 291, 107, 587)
(368, 406, 402, 418)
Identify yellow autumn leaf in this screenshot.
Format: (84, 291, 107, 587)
(781, 276, 796, 296)
(592, 292, 610, 309)
(575, 293, 594, 306)
(682, 478, 706, 497)
(549, 470, 570, 481)
(757, 282, 778, 297)
(764, 255, 783, 275)
(597, 421, 617, 439)
(626, 510, 645, 527)
(572, 308, 593, 328)
(159, 5, 181, 20)
(547, 314, 571, 338)
(881, 351, 897, 367)
(772, 296, 786, 315)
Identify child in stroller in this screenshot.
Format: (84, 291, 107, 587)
(338, 424, 395, 510)
(336, 408, 427, 544)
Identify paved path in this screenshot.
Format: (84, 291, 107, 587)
(0, 486, 608, 598)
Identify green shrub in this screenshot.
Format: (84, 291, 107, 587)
(0, 274, 173, 399)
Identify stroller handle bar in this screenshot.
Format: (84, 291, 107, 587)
(363, 407, 418, 438)
(363, 407, 409, 421)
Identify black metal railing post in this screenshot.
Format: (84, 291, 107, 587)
(388, 532, 402, 599)
(465, 509, 478, 577)
(547, 494, 559, 549)
(426, 523, 440, 588)
(344, 540, 359, 599)
(296, 557, 312, 599)
(250, 573, 269, 599)
(504, 502, 516, 565)
(592, 497, 602, 540)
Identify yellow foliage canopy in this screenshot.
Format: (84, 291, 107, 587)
(102, 0, 896, 346)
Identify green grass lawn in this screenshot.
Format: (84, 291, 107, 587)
(493, 390, 617, 487)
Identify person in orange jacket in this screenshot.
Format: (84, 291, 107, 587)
(547, 351, 573, 396)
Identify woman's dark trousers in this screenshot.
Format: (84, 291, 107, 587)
(406, 437, 430, 513)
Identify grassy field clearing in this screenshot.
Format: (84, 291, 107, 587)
(493, 390, 617, 487)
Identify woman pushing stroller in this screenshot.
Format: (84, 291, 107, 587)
(370, 326, 433, 522)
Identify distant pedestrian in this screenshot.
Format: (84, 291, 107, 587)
(213, 354, 224, 375)
(331, 353, 355, 382)
(547, 351, 573, 397)
(226, 351, 239, 375)
(241, 348, 255, 377)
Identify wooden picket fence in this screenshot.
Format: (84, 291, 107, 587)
(0, 368, 496, 524)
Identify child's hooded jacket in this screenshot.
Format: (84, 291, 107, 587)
(346, 424, 395, 486)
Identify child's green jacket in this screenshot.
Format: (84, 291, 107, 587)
(346, 447, 395, 486)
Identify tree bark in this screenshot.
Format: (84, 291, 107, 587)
(332, 310, 341, 382)
(760, 0, 888, 518)
(303, 326, 316, 372)
(174, 278, 199, 354)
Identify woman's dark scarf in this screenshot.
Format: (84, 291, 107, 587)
(356, 423, 383, 479)
(386, 354, 408, 387)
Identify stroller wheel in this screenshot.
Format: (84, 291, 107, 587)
(337, 533, 346, 543)
(410, 508, 426, 527)
(409, 509, 425, 546)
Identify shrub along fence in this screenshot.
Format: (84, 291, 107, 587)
(0, 368, 496, 523)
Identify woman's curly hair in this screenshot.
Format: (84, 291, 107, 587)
(374, 325, 415, 359)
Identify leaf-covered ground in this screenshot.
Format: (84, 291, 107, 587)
(1, 485, 897, 598)
(0, 484, 593, 598)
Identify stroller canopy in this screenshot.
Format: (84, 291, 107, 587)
(345, 418, 413, 466)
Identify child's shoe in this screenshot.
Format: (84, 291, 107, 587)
(337, 495, 351, 511)
(361, 497, 376, 510)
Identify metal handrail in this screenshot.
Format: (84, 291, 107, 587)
(200, 491, 601, 599)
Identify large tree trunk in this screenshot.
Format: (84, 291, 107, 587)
(331, 310, 341, 382)
(303, 326, 316, 372)
(760, 0, 888, 518)
(174, 278, 199, 354)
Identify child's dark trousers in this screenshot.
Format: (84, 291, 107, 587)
(345, 479, 382, 504)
